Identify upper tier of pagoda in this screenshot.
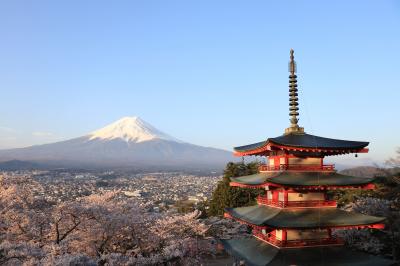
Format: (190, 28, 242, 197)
(234, 49, 369, 158)
(234, 134, 369, 157)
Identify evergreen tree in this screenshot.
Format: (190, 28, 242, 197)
(207, 161, 262, 217)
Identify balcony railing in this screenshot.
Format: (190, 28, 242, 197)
(259, 164, 335, 172)
(253, 231, 343, 248)
(256, 196, 337, 208)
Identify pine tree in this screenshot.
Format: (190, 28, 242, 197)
(207, 161, 262, 217)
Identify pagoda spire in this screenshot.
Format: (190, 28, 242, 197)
(285, 49, 305, 135)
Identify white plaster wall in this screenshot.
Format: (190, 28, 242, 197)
(269, 158, 275, 166)
(288, 192, 324, 201)
(275, 229, 283, 240)
(278, 192, 284, 201)
(267, 191, 273, 200)
(287, 229, 329, 240)
(288, 157, 320, 165)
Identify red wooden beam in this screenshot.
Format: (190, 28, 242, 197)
(230, 181, 375, 190)
(331, 223, 385, 230)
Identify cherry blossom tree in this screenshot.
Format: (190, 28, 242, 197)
(0, 241, 44, 265)
(0, 174, 218, 265)
(335, 197, 393, 254)
(0, 175, 52, 245)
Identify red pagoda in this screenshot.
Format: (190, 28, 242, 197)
(222, 50, 393, 266)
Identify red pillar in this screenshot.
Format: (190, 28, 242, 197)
(284, 190, 288, 207)
(273, 190, 279, 202)
(282, 229, 287, 245)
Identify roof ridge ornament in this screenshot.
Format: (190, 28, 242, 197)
(285, 49, 305, 135)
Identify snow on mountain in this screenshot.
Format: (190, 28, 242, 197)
(88, 116, 182, 143)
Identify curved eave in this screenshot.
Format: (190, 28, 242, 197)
(225, 205, 386, 229)
(221, 238, 394, 266)
(234, 141, 270, 156)
(230, 182, 375, 190)
(230, 173, 271, 186)
(229, 172, 376, 189)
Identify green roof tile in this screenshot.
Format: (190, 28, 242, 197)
(225, 205, 385, 228)
(230, 171, 374, 187)
(221, 237, 394, 266)
(234, 133, 368, 153)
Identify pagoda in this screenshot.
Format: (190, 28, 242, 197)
(221, 50, 393, 266)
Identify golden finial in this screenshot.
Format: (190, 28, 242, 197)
(285, 49, 305, 135)
(289, 49, 296, 74)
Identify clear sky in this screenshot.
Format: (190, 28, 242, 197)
(0, 1, 399, 166)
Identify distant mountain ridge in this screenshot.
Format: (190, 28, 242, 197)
(0, 117, 236, 171)
(0, 160, 42, 171)
(339, 166, 399, 178)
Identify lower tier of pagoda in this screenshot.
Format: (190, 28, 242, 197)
(221, 237, 393, 266)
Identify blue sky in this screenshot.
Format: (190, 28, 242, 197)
(0, 1, 399, 166)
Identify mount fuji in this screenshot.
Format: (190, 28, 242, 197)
(0, 117, 236, 171)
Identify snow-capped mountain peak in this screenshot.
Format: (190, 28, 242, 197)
(88, 116, 181, 143)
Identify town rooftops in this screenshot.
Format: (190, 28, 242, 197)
(225, 205, 385, 228)
(234, 133, 369, 156)
(221, 237, 394, 266)
(229, 171, 375, 188)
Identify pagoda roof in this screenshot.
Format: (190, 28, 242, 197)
(234, 133, 369, 156)
(229, 171, 375, 188)
(221, 237, 394, 266)
(225, 205, 385, 228)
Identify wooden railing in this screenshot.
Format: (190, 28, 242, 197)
(253, 231, 343, 248)
(259, 164, 335, 172)
(256, 196, 337, 208)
